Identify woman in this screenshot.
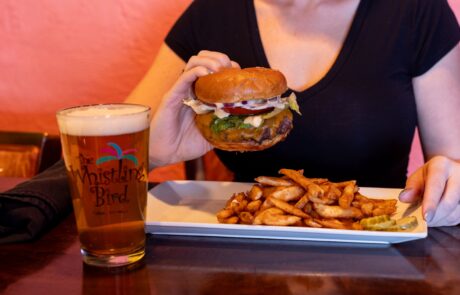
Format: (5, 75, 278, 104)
(126, 0, 460, 226)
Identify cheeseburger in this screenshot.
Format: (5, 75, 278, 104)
(183, 67, 300, 151)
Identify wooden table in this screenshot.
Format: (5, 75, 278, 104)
(0, 177, 459, 295)
(0, 211, 459, 295)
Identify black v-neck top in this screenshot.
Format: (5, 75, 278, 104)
(248, 0, 367, 96)
(165, 0, 460, 187)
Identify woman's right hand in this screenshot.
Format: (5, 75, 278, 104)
(148, 50, 240, 168)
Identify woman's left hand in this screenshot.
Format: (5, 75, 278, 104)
(399, 155, 460, 227)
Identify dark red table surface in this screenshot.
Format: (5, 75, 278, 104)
(1, 180, 459, 294)
(0, 177, 28, 192)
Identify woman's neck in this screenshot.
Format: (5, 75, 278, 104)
(253, 0, 361, 91)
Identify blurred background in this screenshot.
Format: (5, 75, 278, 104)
(0, 0, 459, 181)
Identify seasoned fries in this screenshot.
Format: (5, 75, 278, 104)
(216, 168, 416, 231)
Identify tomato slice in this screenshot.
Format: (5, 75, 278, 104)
(222, 107, 274, 116)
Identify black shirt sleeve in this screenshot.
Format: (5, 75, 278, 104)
(164, 0, 253, 66)
(411, 0, 460, 76)
(164, 0, 203, 62)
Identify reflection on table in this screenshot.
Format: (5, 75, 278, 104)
(1, 213, 459, 295)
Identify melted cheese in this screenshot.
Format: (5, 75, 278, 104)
(214, 108, 230, 119)
(244, 115, 263, 127)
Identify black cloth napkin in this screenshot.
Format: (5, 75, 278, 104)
(0, 159, 72, 243)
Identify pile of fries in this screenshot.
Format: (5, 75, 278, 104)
(216, 169, 400, 231)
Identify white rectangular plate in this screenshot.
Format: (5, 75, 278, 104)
(145, 181, 427, 244)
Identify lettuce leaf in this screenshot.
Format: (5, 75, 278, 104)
(211, 116, 253, 133)
(287, 93, 301, 115)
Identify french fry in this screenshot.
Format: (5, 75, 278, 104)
(239, 212, 254, 224)
(322, 184, 341, 201)
(262, 187, 278, 199)
(309, 178, 329, 184)
(316, 218, 362, 230)
(310, 210, 321, 219)
(368, 199, 397, 216)
(303, 217, 323, 228)
(313, 203, 363, 219)
(354, 193, 371, 203)
(295, 194, 309, 209)
(351, 201, 361, 208)
(268, 185, 305, 202)
(306, 183, 324, 198)
(255, 176, 294, 187)
(252, 212, 265, 225)
(338, 183, 355, 209)
(263, 207, 285, 215)
(335, 180, 356, 188)
(248, 184, 263, 201)
(379, 199, 398, 207)
(216, 208, 234, 221)
(262, 214, 301, 226)
(253, 207, 284, 225)
(226, 192, 245, 208)
(269, 197, 310, 218)
(372, 205, 397, 217)
(355, 194, 396, 207)
(361, 202, 374, 216)
(316, 218, 350, 230)
(230, 195, 248, 214)
(308, 193, 335, 205)
(352, 222, 364, 230)
(278, 168, 314, 189)
(260, 198, 274, 211)
(303, 202, 313, 214)
(223, 216, 239, 224)
(246, 199, 262, 213)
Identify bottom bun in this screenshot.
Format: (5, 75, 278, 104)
(195, 109, 293, 152)
(204, 131, 291, 152)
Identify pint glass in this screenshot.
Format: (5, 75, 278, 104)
(56, 103, 150, 267)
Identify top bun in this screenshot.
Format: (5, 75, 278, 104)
(194, 67, 288, 104)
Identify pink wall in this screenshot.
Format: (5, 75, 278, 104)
(0, 0, 458, 177)
(0, 0, 191, 134)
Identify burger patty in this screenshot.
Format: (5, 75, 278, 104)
(195, 108, 293, 144)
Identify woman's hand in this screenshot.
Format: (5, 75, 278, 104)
(148, 50, 240, 167)
(399, 156, 460, 227)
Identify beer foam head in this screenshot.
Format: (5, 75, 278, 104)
(57, 104, 150, 136)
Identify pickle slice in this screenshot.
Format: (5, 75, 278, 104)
(396, 216, 418, 231)
(360, 215, 391, 228)
(365, 220, 397, 231)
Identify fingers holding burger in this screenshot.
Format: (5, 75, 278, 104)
(183, 67, 300, 152)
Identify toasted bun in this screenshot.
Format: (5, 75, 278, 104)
(194, 67, 288, 104)
(195, 108, 293, 152)
(203, 131, 291, 152)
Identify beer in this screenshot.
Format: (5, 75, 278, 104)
(57, 104, 150, 267)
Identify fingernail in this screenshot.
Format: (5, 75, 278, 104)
(424, 210, 434, 223)
(398, 188, 411, 200)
